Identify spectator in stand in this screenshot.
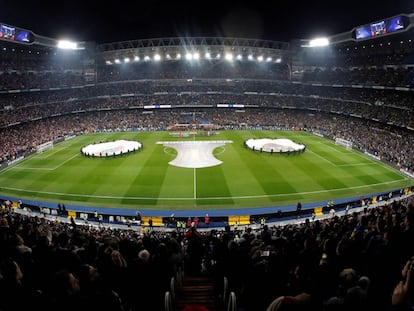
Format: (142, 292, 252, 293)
(392, 257, 414, 311)
(0, 258, 42, 311)
(45, 269, 82, 311)
(184, 226, 204, 276)
(77, 263, 124, 311)
(181, 305, 211, 311)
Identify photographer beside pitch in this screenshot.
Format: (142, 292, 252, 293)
(392, 258, 414, 310)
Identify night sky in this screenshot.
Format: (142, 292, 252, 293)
(1, 0, 412, 44)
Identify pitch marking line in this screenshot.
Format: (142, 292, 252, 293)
(306, 149, 336, 166)
(308, 148, 383, 169)
(0, 178, 407, 202)
(333, 147, 409, 178)
(194, 168, 197, 199)
(35, 147, 65, 159)
(7, 154, 79, 171)
(336, 163, 378, 167)
(34, 138, 83, 159)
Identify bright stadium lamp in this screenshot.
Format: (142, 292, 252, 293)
(57, 40, 79, 50)
(225, 53, 233, 61)
(308, 37, 330, 47)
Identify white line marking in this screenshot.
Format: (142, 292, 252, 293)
(306, 149, 336, 166)
(193, 168, 197, 199)
(7, 154, 79, 171)
(36, 147, 62, 159)
(307, 148, 388, 169)
(0, 178, 407, 201)
(336, 163, 378, 167)
(52, 154, 79, 169)
(10, 167, 54, 171)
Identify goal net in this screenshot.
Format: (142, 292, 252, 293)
(37, 141, 54, 154)
(335, 137, 353, 150)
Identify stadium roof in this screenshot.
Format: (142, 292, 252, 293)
(1, 1, 412, 44)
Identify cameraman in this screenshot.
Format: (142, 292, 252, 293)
(392, 257, 414, 310)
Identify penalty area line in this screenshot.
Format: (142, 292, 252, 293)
(194, 168, 197, 199)
(8, 153, 79, 172)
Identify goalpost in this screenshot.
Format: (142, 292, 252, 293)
(335, 137, 353, 150)
(36, 141, 54, 154)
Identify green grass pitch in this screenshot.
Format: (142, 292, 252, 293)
(0, 130, 412, 211)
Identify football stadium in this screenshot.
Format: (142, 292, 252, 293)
(1, 9, 414, 311)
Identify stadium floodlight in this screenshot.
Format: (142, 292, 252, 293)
(236, 54, 242, 60)
(266, 57, 272, 62)
(275, 58, 282, 63)
(176, 53, 181, 59)
(105, 60, 112, 65)
(193, 52, 200, 60)
(205, 52, 211, 59)
(257, 55, 264, 62)
(185, 52, 193, 60)
(114, 59, 121, 64)
(225, 53, 233, 61)
(154, 54, 161, 61)
(248, 54, 253, 60)
(144, 55, 150, 61)
(124, 57, 130, 63)
(134, 56, 140, 62)
(57, 40, 79, 50)
(308, 37, 330, 47)
(166, 54, 171, 59)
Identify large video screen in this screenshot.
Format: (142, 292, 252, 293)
(354, 15, 409, 41)
(0, 24, 34, 44)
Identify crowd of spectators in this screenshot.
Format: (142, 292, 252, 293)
(1, 30, 414, 310)
(1, 106, 413, 173)
(1, 194, 414, 310)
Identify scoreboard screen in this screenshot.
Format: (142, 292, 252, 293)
(353, 15, 409, 41)
(0, 23, 34, 44)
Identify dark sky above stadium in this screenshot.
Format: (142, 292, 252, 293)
(1, 0, 413, 44)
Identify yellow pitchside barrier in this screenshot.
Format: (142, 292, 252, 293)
(228, 215, 250, 226)
(141, 216, 163, 227)
(67, 210, 76, 218)
(314, 207, 324, 216)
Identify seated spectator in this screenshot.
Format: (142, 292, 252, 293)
(77, 263, 124, 311)
(0, 258, 42, 311)
(392, 257, 414, 310)
(265, 293, 311, 311)
(44, 269, 82, 311)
